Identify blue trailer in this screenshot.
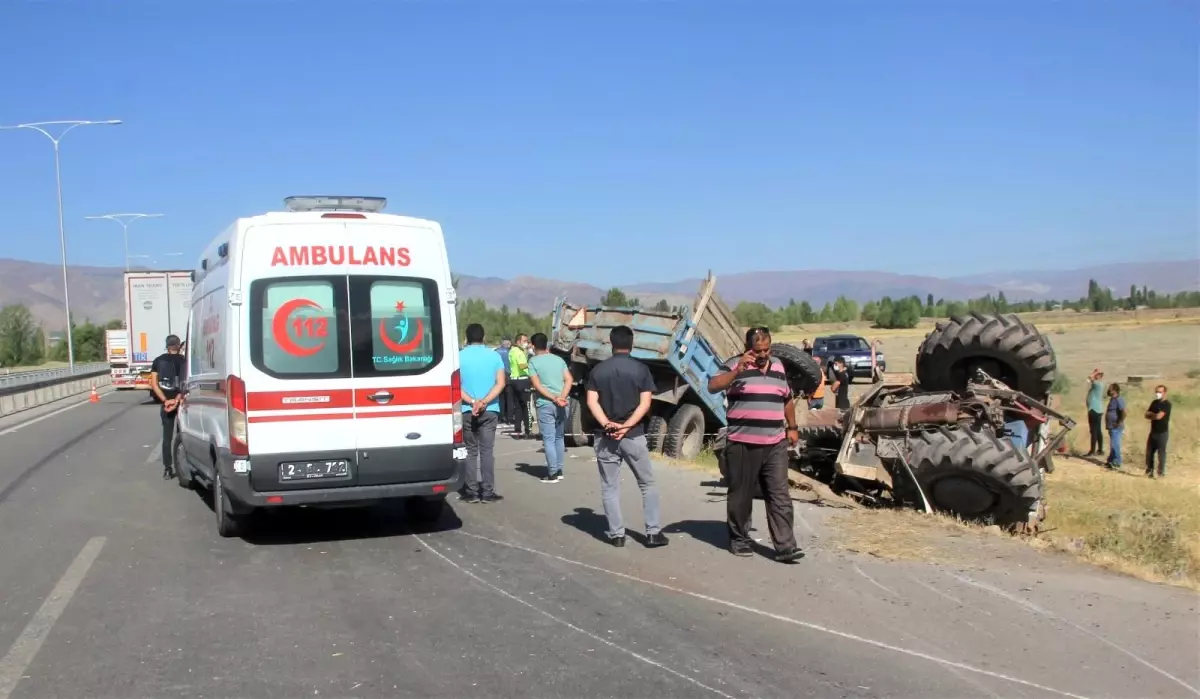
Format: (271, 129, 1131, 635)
(550, 275, 746, 460)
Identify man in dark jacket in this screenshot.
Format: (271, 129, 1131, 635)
(150, 335, 187, 479)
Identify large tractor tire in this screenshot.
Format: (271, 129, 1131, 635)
(565, 396, 593, 448)
(915, 312, 1056, 398)
(797, 424, 843, 449)
(771, 343, 823, 397)
(664, 403, 706, 461)
(906, 425, 1042, 527)
(645, 412, 671, 454)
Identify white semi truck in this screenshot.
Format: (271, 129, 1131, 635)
(104, 328, 137, 389)
(123, 270, 192, 393)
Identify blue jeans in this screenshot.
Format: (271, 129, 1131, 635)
(536, 401, 567, 476)
(1107, 427, 1123, 466)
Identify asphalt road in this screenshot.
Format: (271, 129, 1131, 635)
(0, 390, 1197, 699)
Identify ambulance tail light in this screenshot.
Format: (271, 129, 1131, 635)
(227, 374, 249, 456)
(451, 369, 463, 444)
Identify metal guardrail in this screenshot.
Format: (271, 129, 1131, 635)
(0, 363, 110, 391)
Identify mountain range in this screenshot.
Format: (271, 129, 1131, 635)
(0, 256, 1195, 330)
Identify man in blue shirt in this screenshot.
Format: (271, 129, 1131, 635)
(459, 323, 507, 503)
(1105, 383, 1127, 470)
(1085, 369, 1106, 457)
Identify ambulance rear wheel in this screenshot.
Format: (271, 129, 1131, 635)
(214, 472, 247, 539)
(406, 496, 446, 525)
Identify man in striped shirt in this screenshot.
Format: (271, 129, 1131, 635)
(708, 327, 804, 562)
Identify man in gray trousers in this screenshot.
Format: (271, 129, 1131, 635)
(586, 325, 669, 548)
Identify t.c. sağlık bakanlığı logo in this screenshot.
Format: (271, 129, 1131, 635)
(378, 301, 424, 354)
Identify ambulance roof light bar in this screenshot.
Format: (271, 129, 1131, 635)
(283, 196, 388, 213)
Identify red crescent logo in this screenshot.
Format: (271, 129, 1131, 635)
(272, 299, 325, 357)
(378, 318, 424, 354)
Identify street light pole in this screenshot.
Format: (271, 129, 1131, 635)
(0, 119, 122, 373)
(84, 213, 165, 271)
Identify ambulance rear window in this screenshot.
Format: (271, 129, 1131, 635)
(250, 277, 350, 379)
(349, 277, 442, 376)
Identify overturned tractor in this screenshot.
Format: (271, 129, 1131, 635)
(719, 313, 1074, 529)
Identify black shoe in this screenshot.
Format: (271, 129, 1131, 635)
(775, 546, 805, 563)
(162, 467, 173, 480)
(644, 532, 669, 548)
(730, 542, 753, 557)
(540, 474, 562, 483)
(459, 493, 482, 504)
(609, 535, 626, 548)
(480, 493, 504, 504)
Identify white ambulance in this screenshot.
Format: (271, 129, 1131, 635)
(176, 196, 465, 537)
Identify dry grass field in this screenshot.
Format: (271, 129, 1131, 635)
(773, 308, 1200, 588)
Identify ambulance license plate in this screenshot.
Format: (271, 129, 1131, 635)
(279, 460, 350, 481)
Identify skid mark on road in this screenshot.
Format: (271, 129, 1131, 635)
(447, 530, 1094, 699)
(0, 403, 137, 506)
(0, 391, 112, 437)
(414, 533, 738, 699)
(853, 564, 900, 597)
(947, 573, 1200, 697)
(0, 537, 106, 699)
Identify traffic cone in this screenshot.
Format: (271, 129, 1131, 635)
(89, 386, 100, 403)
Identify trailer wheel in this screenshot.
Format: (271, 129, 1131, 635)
(907, 425, 1041, 527)
(645, 412, 671, 454)
(565, 396, 593, 448)
(771, 343, 823, 396)
(664, 403, 706, 462)
(916, 312, 1057, 398)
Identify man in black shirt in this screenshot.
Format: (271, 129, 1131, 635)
(1144, 384, 1171, 478)
(150, 335, 187, 480)
(828, 356, 851, 410)
(585, 325, 668, 549)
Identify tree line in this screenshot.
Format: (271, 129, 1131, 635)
(726, 280, 1200, 331)
(0, 304, 119, 368)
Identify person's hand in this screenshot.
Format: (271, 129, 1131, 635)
(555, 396, 569, 408)
(786, 426, 800, 447)
(738, 350, 757, 371)
(611, 426, 630, 440)
(471, 400, 485, 415)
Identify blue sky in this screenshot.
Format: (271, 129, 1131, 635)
(1, 0, 1196, 286)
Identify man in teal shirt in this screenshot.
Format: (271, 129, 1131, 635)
(459, 323, 507, 503)
(528, 333, 574, 482)
(1085, 369, 1106, 457)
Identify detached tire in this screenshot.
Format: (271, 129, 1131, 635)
(771, 343, 823, 397)
(907, 426, 1041, 527)
(916, 312, 1056, 398)
(645, 413, 670, 454)
(565, 396, 593, 448)
(664, 403, 706, 461)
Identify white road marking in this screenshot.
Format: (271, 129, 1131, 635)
(449, 530, 1094, 699)
(947, 573, 1200, 697)
(0, 537, 106, 699)
(0, 393, 107, 437)
(415, 534, 736, 699)
(145, 447, 161, 465)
